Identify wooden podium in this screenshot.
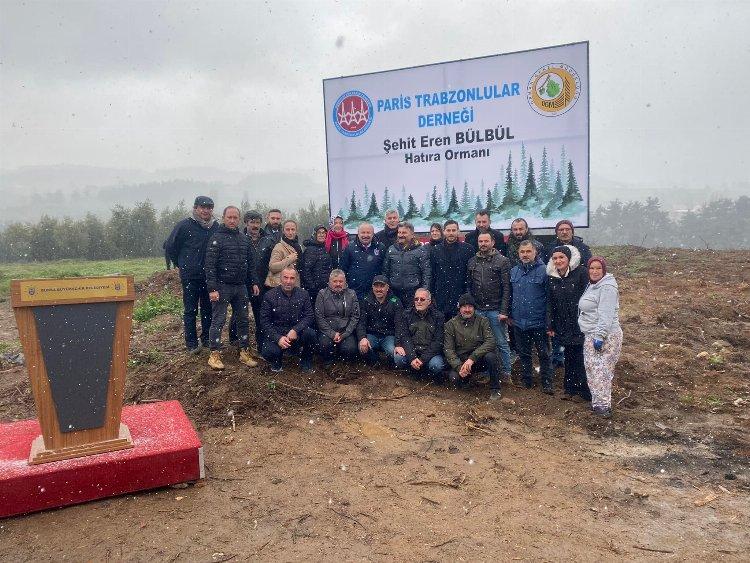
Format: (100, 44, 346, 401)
(11, 276, 136, 464)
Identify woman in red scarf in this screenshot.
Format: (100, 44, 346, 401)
(325, 215, 350, 269)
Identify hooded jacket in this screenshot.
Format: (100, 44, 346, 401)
(339, 238, 386, 299)
(510, 257, 550, 331)
(383, 239, 431, 294)
(265, 239, 302, 288)
(430, 240, 474, 316)
(464, 227, 508, 256)
(356, 290, 403, 340)
(164, 217, 218, 281)
(545, 235, 592, 266)
(260, 286, 314, 343)
(204, 224, 260, 291)
(467, 248, 511, 314)
(578, 273, 621, 339)
(314, 287, 360, 340)
(443, 313, 496, 370)
(547, 245, 587, 345)
(301, 237, 333, 300)
(395, 305, 445, 363)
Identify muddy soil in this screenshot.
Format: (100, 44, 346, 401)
(0, 247, 748, 561)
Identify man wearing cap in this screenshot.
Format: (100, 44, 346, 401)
(394, 288, 446, 380)
(164, 195, 219, 354)
(340, 222, 386, 301)
(444, 294, 502, 401)
(356, 275, 402, 365)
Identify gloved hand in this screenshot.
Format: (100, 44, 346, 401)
(593, 339, 604, 351)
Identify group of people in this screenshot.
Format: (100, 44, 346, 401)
(165, 196, 623, 417)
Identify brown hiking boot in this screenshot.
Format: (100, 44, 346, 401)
(239, 348, 258, 368)
(208, 350, 225, 370)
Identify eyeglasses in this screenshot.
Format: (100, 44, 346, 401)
(414, 297, 428, 302)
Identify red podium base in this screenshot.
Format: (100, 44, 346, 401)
(0, 401, 203, 519)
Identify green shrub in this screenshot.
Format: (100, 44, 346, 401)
(133, 292, 182, 323)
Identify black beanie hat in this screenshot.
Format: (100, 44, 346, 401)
(551, 245, 572, 260)
(457, 293, 476, 308)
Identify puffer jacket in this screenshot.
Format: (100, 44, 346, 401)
(506, 232, 547, 267)
(578, 273, 621, 339)
(395, 305, 445, 363)
(464, 227, 508, 256)
(430, 240, 474, 316)
(301, 238, 332, 300)
(547, 245, 587, 345)
(340, 238, 386, 299)
(164, 217, 218, 280)
(314, 287, 360, 340)
(545, 235, 592, 266)
(383, 240, 431, 294)
(467, 248, 511, 314)
(510, 258, 550, 331)
(356, 290, 402, 340)
(265, 239, 301, 288)
(205, 224, 259, 291)
(443, 313, 496, 370)
(260, 286, 314, 343)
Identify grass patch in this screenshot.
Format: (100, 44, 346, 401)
(133, 292, 182, 323)
(128, 348, 165, 367)
(0, 258, 165, 300)
(0, 340, 20, 354)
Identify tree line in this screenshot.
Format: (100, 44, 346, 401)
(0, 196, 747, 262)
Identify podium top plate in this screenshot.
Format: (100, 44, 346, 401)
(10, 276, 135, 307)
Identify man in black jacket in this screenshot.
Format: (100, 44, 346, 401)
(260, 266, 317, 372)
(430, 220, 474, 319)
(205, 206, 260, 370)
(506, 217, 547, 267)
(394, 288, 446, 379)
(230, 210, 268, 345)
(544, 219, 592, 266)
(261, 208, 283, 242)
(464, 209, 508, 256)
(357, 275, 402, 365)
(383, 222, 431, 305)
(164, 195, 218, 354)
(375, 209, 400, 250)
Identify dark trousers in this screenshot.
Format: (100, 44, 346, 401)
(393, 286, 418, 308)
(448, 352, 501, 390)
(563, 343, 591, 399)
(209, 284, 249, 351)
(513, 326, 552, 387)
(551, 333, 565, 366)
(229, 287, 264, 344)
(319, 333, 358, 363)
(182, 278, 211, 349)
(261, 327, 317, 366)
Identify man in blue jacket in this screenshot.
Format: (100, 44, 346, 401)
(164, 196, 218, 354)
(339, 223, 385, 300)
(510, 240, 553, 394)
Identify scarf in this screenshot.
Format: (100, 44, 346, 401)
(192, 209, 215, 229)
(325, 229, 349, 253)
(283, 235, 303, 257)
(587, 256, 608, 281)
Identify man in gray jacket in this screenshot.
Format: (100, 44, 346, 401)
(315, 269, 361, 365)
(383, 222, 431, 305)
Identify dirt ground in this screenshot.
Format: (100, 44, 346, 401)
(0, 246, 748, 561)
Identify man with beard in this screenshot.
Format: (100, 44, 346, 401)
(357, 275, 402, 365)
(544, 219, 592, 267)
(229, 210, 267, 346)
(444, 293, 502, 401)
(340, 222, 386, 300)
(205, 206, 260, 370)
(467, 231, 513, 380)
(505, 217, 547, 268)
(315, 269, 360, 366)
(375, 209, 400, 250)
(393, 288, 446, 380)
(383, 222, 431, 305)
(464, 209, 507, 256)
(164, 195, 219, 354)
(262, 208, 283, 242)
(430, 219, 474, 319)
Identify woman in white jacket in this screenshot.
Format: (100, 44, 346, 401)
(578, 257, 622, 417)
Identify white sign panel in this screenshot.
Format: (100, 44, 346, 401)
(323, 42, 589, 232)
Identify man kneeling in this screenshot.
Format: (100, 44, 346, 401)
(357, 275, 402, 365)
(444, 294, 502, 401)
(394, 288, 446, 379)
(315, 269, 360, 366)
(260, 266, 316, 372)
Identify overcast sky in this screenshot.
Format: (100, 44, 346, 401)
(1, 0, 748, 189)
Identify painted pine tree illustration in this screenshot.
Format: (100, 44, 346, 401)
(381, 187, 391, 212)
(405, 194, 419, 219)
(541, 170, 565, 217)
(485, 188, 495, 212)
(443, 181, 451, 214)
(444, 186, 460, 217)
(397, 200, 405, 217)
(363, 184, 369, 212)
(559, 146, 568, 189)
(561, 161, 583, 206)
(538, 147, 551, 200)
(474, 195, 483, 212)
(519, 143, 527, 191)
(347, 189, 362, 222)
(460, 181, 472, 213)
(518, 157, 538, 206)
(424, 186, 443, 219)
(366, 193, 380, 219)
(501, 151, 517, 207)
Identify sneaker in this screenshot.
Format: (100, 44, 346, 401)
(208, 351, 225, 370)
(270, 362, 283, 373)
(239, 349, 258, 368)
(489, 390, 502, 401)
(542, 385, 554, 395)
(300, 357, 314, 373)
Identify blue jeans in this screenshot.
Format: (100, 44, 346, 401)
(393, 352, 445, 379)
(364, 334, 395, 364)
(550, 334, 565, 366)
(476, 310, 512, 373)
(181, 278, 211, 349)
